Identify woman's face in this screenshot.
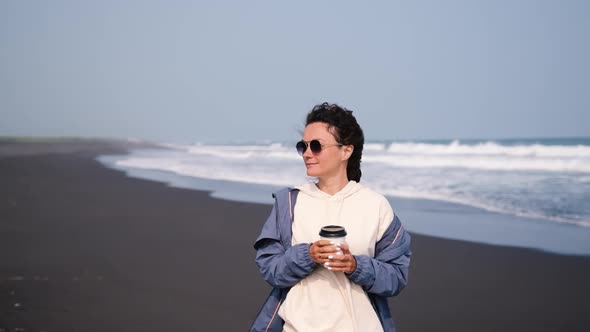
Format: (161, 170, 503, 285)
(301, 122, 351, 179)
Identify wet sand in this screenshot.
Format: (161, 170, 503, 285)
(1, 139, 589, 331)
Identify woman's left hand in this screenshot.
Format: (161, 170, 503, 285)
(324, 243, 357, 274)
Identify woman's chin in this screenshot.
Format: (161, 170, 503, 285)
(306, 170, 320, 178)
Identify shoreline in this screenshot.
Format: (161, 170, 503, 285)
(99, 148, 590, 257)
(1, 139, 589, 331)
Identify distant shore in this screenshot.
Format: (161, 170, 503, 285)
(1, 139, 589, 331)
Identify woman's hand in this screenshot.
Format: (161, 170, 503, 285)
(309, 240, 357, 274)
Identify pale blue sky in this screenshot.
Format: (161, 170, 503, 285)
(1, 0, 588, 143)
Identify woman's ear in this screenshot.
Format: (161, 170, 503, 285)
(341, 145, 354, 161)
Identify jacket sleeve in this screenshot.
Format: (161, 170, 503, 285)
(346, 215, 411, 297)
(254, 201, 317, 289)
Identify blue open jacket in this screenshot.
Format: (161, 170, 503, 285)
(250, 188, 412, 332)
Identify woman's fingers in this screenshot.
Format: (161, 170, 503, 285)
(326, 252, 349, 260)
(323, 257, 355, 272)
(322, 245, 356, 273)
(315, 243, 343, 254)
(310, 241, 353, 268)
(315, 240, 334, 247)
(336, 243, 350, 253)
(310, 241, 340, 263)
(309, 242, 321, 263)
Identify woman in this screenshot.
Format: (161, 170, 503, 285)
(251, 103, 411, 332)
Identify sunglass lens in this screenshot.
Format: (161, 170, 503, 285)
(310, 140, 322, 153)
(296, 141, 307, 155)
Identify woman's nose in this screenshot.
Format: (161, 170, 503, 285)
(302, 146, 314, 158)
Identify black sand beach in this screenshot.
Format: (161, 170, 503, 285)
(1, 139, 589, 331)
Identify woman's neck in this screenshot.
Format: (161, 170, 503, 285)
(317, 175, 350, 196)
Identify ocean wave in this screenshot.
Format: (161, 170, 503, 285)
(364, 154, 590, 173)
(185, 144, 290, 160)
(173, 141, 590, 173)
(110, 141, 590, 229)
(388, 140, 590, 158)
(377, 187, 590, 228)
(364, 143, 387, 151)
(115, 157, 302, 187)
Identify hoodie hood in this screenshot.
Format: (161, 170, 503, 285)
(296, 180, 363, 201)
(294, 180, 364, 235)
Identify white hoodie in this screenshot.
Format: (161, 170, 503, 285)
(278, 181, 393, 332)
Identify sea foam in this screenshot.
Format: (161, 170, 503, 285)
(112, 139, 590, 228)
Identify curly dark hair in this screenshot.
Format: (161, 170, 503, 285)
(305, 102, 365, 182)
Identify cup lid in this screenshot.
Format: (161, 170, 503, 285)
(319, 225, 347, 238)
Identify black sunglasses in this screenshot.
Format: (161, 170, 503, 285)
(296, 139, 343, 155)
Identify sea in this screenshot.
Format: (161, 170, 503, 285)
(98, 137, 590, 256)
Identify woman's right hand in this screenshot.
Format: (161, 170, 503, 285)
(309, 240, 343, 264)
